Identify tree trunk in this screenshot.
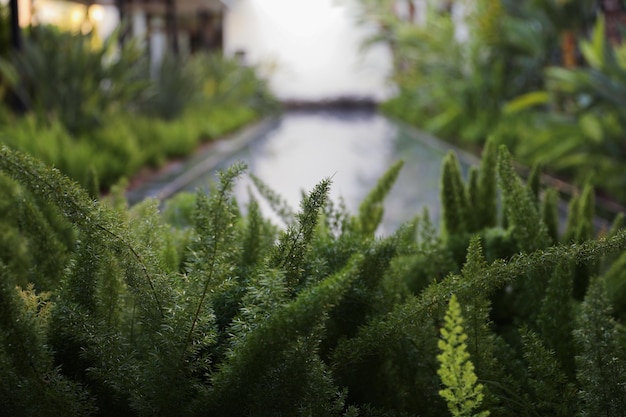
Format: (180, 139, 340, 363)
(561, 30, 577, 68)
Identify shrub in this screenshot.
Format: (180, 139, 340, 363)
(0, 27, 275, 193)
(0, 143, 625, 416)
(4, 25, 148, 134)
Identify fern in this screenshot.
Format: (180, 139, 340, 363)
(497, 146, 550, 252)
(322, 195, 351, 238)
(355, 159, 404, 236)
(1, 144, 626, 416)
(563, 192, 582, 243)
(574, 276, 626, 416)
(467, 167, 480, 231)
(475, 137, 498, 230)
(202, 254, 364, 416)
(574, 184, 595, 243)
(441, 151, 469, 237)
(540, 188, 559, 244)
(0, 265, 96, 416)
(519, 327, 577, 416)
(526, 162, 542, 204)
(437, 294, 490, 417)
(269, 178, 332, 291)
(536, 261, 575, 375)
(15, 196, 72, 290)
(604, 249, 626, 321)
(184, 162, 246, 351)
(250, 172, 295, 224)
(240, 194, 265, 270)
(332, 228, 626, 370)
(0, 145, 165, 317)
(458, 237, 499, 387)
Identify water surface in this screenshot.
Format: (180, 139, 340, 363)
(183, 109, 474, 235)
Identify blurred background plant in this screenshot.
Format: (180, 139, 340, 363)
(3, 25, 149, 134)
(494, 15, 626, 204)
(0, 20, 277, 195)
(377, 0, 562, 143)
(136, 52, 200, 120)
(360, 0, 626, 206)
(190, 52, 277, 111)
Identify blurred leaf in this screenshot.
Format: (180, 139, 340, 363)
(0, 58, 18, 86)
(504, 91, 550, 115)
(545, 67, 590, 92)
(579, 16, 606, 69)
(579, 113, 603, 143)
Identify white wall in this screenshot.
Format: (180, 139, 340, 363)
(223, 0, 393, 101)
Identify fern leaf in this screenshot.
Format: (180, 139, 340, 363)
(332, 229, 626, 367)
(437, 294, 490, 417)
(15, 195, 71, 291)
(203, 254, 364, 416)
(536, 261, 575, 375)
(519, 327, 576, 416)
(460, 237, 498, 382)
(269, 178, 332, 292)
(240, 194, 269, 270)
(574, 184, 595, 243)
(467, 167, 480, 232)
(526, 162, 542, 204)
(497, 146, 550, 252)
(574, 276, 626, 416)
(0, 145, 165, 317)
(441, 152, 469, 237)
(249, 172, 295, 224)
(563, 192, 581, 243)
(356, 160, 404, 236)
(476, 138, 498, 230)
(540, 188, 559, 244)
(184, 162, 246, 351)
(0, 264, 95, 416)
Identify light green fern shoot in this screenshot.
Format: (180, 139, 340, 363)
(437, 294, 490, 417)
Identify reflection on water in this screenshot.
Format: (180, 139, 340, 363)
(186, 109, 468, 235)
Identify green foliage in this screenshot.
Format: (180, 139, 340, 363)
(574, 276, 626, 416)
(356, 160, 404, 236)
(441, 152, 469, 237)
(564, 183, 595, 244)
(0, 92, 263, 192)
(0, 27, 274, 193)
(519, 327, 577, 416)
(605, 248, 626, 322)
(495, 15, 626, 204)
(497, 146, 551, 253)
(536, 261, 575, 370)
(1, 144, 626, 416)
(0, 274, 96, 416)
(137, 53, 199, 120)
(376, 0, 556, 144)
(135, 52, 277, 121)
(475, 139, 498, 229)
(439, 139, 511, 265)
(540, 188, 559, 244)
(365, 1, 626, 205)
(189, 52, 278, 112)
(3, 26, 148, 134)
(268, 177, 331, 290)
(437, 294, 490, 417)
